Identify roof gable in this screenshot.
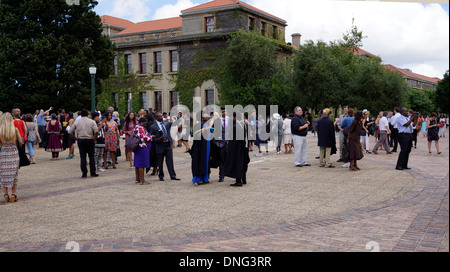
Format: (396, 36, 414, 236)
(384, 64, 441, 83)
(100, 15, 135, 29)
(181, 0, 286, 24)
(116, 17, 182, 35)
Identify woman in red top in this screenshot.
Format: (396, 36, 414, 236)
(13, 111, 27, 141)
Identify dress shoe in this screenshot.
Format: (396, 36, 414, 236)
(295, 164, 303, 167)
(395, 167, 403, 171)
(391, 149, 397, 153)
(230, 182, 242, 187)
(404, 167, 411, 170)
(218, 178, 224, 182)
(302, 163, 311, 167)
(372, 151, 378, 154)
(81, 175, 88, 179)
(171, 177, 181, 181)
(386, 152, 393, 154)
(159, 178, 165, 181)
(91, 174, 99, 177)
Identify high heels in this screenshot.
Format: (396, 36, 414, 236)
(4, 194, 10, 203)
(10, 194, 18, 202)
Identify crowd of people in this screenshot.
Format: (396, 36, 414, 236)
(0, 104, 448, 203)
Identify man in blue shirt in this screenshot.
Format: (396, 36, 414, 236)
(37, 107, 52, 148)
(395, 108, 418, 171)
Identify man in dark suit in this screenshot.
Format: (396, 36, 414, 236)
(149, 112, 180, 181)
(317, 109, 336, 168)
(214, 106, 230, 182)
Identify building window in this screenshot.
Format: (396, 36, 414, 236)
(205, 16, 215, 33)
(260, 21, 266, 36)
(126, 92, 132, 113)
(113, 93, 119, 109)
(125, 38, 130, 42)
(154, 91, 162, 112)
(171, 33, 177, 38)
(139, 53, 147, 74)
(205, 89, 215, 106)
(272, 25, 278, 39)
(141, 92, 147, 109)
(170, 50, 178, 72)
(140, 35, 145, 41)
(170, 91, 179, 108)
(113, 55, 118, 75)
(125, 54, 132, 74)
(154, 51, 162, 74)
(248, 17, 255, 31)
(155, 34, 161, 40)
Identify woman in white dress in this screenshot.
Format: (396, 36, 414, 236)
(282, 114, 293, 153)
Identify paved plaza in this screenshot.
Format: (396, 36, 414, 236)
(0, 130, 448, 252)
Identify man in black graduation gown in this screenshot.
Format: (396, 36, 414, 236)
(189, 112, 220, 185)
(224, 112, 250, 187)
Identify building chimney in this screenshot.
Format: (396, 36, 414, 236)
(291, 33, 301, 47)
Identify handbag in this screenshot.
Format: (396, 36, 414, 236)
(125, 134, 141, 153)
(360, 129, 366, 136)
(439, 121, 445, 128)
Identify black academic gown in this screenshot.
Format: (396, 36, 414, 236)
(223, 121, 250, 181)
(189, 123, 220, 181)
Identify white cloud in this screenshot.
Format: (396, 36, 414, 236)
(249, 0, 449, 78)
(107, 0, 153, 22)
(152, 0, 199, 20)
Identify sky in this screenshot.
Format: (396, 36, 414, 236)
(94, 0, 449, 79)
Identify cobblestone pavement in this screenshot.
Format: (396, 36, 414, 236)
(0, 129, 448, 252)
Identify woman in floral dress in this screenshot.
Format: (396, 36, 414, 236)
(0, 113, 22, 203)
(103, 112, 120, 169)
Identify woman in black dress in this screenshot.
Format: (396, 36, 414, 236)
(347, 110, 364, 171)
(427, 112, 441, 154)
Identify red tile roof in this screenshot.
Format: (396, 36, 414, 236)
(353, 48, 380, 58)
(100, 15, 135, 29)
(384, 64, 441, 83)
(181, 0, 286, 23)
(116, 17, 182, 35)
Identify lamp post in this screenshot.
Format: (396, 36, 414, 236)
(89, 64, 97, 114)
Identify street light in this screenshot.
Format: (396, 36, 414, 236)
(89, 64, 97, 114)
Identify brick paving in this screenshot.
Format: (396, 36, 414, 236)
(0, 129, 448, 252)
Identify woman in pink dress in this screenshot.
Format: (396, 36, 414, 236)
(103, 112, 120, 169)
(122, 112, 137, 167)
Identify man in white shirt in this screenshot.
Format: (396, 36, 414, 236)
(372, 112, 392, 154)
(390, 107, 401, 152)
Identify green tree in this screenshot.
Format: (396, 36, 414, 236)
(347, 56, 407, 113)
(292, 40, 348, 113)
(214, 30, 294, 113)
(406, 87, 434, 115)
(435, 70, 449, 113)
(98, 52, 155, 117)
(0, 0, 114, 113)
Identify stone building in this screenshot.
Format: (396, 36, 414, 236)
(100, 0, 288, 114)
(384, 64, 441, 91)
